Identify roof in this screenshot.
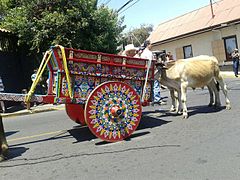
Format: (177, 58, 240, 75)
(149, 0, 240, 45)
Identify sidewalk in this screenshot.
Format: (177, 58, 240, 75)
(220, 71, 236, 78)
(1, 104, 65, 118)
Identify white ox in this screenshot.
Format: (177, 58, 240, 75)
(155, 55, 231, 118)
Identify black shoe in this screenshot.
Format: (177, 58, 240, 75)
(154, 100, 167, 105)
(235, 74, 238, 77)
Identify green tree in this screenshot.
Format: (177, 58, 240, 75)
(0, 0, 125, 55)
(122, 24, 153, 48)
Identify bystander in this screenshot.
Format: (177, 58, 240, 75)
(231, 48, 239, 77)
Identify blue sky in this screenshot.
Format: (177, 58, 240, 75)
(99, 0, 219, 31)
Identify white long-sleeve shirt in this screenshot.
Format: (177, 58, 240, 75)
(140, 48, 153, 60)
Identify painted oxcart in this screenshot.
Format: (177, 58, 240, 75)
(0, 45, 156, 142)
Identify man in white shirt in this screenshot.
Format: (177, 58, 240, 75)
(141, 40, 166, 105)
(141, 40, 153, 60)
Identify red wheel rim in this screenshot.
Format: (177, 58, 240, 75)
(85, 81, 142, 142)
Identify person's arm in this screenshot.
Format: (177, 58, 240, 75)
(231, 52, 236, 58)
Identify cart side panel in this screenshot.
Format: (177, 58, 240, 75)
(50, 46, 155, 105)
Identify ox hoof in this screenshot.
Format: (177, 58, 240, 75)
(0, 156, 4, 162)
(1, 144, 9, 157)
(208, 103, 213, 107)
(0, 155, 7, 162)
(226, 105, 231, 110)
(169, 108, 176, 112)
(182, 113, 188, 119)
(176, 110, 183, 115)
(214, 103, 221, 108)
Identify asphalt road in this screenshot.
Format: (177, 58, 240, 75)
(1, 78, 240, 180)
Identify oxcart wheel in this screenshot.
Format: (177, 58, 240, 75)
(65, 104, 86, 125)
(85, 81, 142, 142)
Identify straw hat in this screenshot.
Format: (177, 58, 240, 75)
(124, 44, 137, 52)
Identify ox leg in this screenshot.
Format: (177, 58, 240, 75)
(176, 90, 182, 114)
(169, 89, 176, 112)
(0, 115, 8, 161)
(169, 89, 182, 114)
(207, 85, 214, 107)
(216, 76, 231, 110)
(180, 82, 188, 119)
(208, 80, 221, 107)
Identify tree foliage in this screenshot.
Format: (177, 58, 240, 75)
(122, 24, 153, 47)
(0, 0, 125, 55)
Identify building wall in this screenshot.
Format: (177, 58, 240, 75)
(151, 23, 240, 65)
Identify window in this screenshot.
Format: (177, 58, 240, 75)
(183, 45, 193, 59)
(223, 35, 238, 61)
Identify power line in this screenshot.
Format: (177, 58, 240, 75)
(118, 0, 140, 14)
(104, 0, 112, 5)
(98, 0, 103, 4)
(117, 0, 134, 13)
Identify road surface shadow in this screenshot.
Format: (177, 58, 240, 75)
(6, 115, 171, 150)
(156, 105, 225, 118)
(5, 105, 26, 113)
(69, 115, 170, 144)
(137, 115, 170, 130)
(5, 131, 19, 137)
(95, 131, 151, 145)
(187, 105, 225, 117)
(6, 147, 29, 160)
(68, 126, 97, 143)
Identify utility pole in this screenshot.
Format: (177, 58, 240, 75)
(210, 0, 215, 18)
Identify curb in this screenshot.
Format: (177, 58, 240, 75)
(1, 105, 65, 118)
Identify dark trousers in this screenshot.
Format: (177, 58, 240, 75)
(233, 58, 239, 76)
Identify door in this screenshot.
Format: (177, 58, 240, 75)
(223, 35, 238, 61)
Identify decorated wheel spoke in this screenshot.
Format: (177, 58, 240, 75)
(85, 81, 142, 142)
